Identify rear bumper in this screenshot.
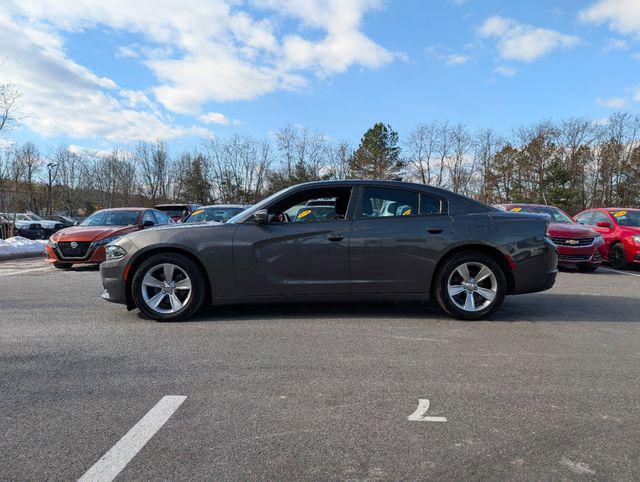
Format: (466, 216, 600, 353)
(511, 238, 558, 294)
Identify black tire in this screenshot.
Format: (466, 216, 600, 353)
(53, 262, 73, 269)
(434, 252, 506, 320)
(132, 253, 206, 322)
(577, 263, 599, 272)
(608, 243, 627, 270)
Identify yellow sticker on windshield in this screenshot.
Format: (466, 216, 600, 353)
(191, 209, 204, 215)
(613, 210, 627, 218)
(298, 209, 312, 218)
(402, 209, 412, 216)
(510, 207, 522, 212)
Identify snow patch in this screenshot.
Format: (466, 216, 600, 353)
(0, 237, 47, 259)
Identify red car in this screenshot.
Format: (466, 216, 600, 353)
(46, 208, 173, 268)
(574, 208, 640, 269)
(496, 204, 604, 271)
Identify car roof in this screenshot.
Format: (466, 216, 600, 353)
(97, 207, 146, 212)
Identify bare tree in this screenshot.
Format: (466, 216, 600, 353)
(405, 122, 437, 185)
(0, 83, 20, 133)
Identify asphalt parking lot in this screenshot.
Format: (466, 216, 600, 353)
(2, 258, 640, 480)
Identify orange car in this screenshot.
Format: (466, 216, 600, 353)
(46, 208, 173, 268)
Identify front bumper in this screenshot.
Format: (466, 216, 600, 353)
(99, 259, 129, 305)
(45, 243, 106, 264)
(555, 243, 602, 267)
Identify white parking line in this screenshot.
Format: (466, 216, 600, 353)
(78, 396, 186, 482)
(600, 267, 640, 278)
(0, 266, 51, 277)
(407, 399, 447, 422)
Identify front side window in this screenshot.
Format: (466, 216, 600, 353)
(142, 211, 155, 225)
(360, 187, 420, 218)
(152, 210, 170, 224)
(591, 211, 611, 225)
(266, 187, 353, 224)
(575, 211, 593, 225)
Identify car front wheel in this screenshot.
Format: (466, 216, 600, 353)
(435, 252, 506, 320)
(609, 243, 627, 270)
(132, 253, 206, 322)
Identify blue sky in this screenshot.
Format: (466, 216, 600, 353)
(1, 0, 639, 154)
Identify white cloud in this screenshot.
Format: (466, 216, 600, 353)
(602, 38, 629, 53)
(426, 46, 474, 66)
(596, 96, 629, 108)
(479, 16, 580, 62)
(634, 87, 640, 102)
(0, 0, 396, 119)
(579, 0, 640, 37)
(198, 112, 231, 125)
(495, 66, 516, 76)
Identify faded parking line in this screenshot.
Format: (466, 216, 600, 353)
(0, 266, 51, 277)
(78, 396, 186, 482)
(600, 267, 640, 278)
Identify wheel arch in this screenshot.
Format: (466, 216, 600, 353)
(430, 243, 515, 298)
(124, 246, 212, 310)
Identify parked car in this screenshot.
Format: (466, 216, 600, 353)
(154, 203, 201, 222)
(496, 203, 604, 272)
(1, 213, 45, 240)
(183, 205, 250, 223)
(100, 180, 558, 322)
(574, 208, 640, 269)
(46, 208, 173, 269)
(20, 213, 65, 237)
(44, 214, 79, 227)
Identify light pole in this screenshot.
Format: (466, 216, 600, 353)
(46, 162, 59, 216)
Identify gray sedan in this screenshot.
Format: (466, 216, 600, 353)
(100, 180, 557, 322)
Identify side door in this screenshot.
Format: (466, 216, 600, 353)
(233, 185, 355, 296)
(349, 185, 451, 294)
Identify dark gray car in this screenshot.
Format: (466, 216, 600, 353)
(100, 180, 557, 321)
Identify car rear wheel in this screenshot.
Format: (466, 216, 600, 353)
(609, 243, 627, 270)
(53, 262, 73, 269)
(132, 253, 206, 322)
(435, 252, 506, 320)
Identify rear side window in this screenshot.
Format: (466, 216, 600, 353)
(420, 194, 443, 215)
(360, 187, 419, 218)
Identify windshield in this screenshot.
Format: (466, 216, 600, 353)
(610, 210, 640, 227)
(185, 207, 246, 223)
(81, 210, 140, 226)
(227, 186, 297, 224)
(508, 205, 573, 223)
(28, 214, 43, 220)
(157, 207, 188, 218)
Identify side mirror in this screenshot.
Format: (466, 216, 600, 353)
(597, 221, 612, 228)
(253, 209, 268, 224)
(142, 220, 155, 228)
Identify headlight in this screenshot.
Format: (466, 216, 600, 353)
(105, 245, 127, 261)
(48, 238, 57, 248)
(594, 234, 604, 245)
(94, 235, 122, 247)
(632, 235, 640, 246)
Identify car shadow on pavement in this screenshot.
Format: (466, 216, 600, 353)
(172, 292, 640, 324)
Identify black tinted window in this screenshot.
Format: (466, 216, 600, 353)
(360, 187, 419, 218)
(420, 194, 443, 215)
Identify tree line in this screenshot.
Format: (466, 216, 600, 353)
(1, 113, 639, 219)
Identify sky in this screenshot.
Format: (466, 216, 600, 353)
(1, 0, 639, 155)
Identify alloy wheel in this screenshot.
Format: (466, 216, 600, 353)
(447, 261, 497, 312)
(141, 263, 192, 314)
